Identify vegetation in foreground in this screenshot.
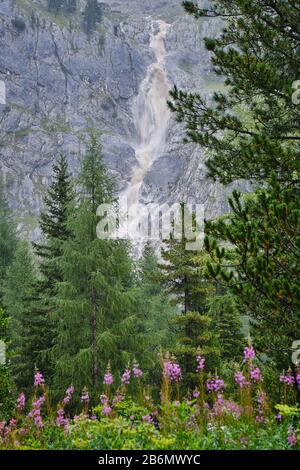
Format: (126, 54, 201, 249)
(1, 346, 299, 450)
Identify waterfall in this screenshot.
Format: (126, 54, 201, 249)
(120, 20, 171, 241)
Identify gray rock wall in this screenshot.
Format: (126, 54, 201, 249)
(0, 0, 231, 240)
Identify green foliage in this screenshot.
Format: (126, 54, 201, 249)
(12, 155, 75, 390)
(2, 242, 38, 388)
(171, 1, 300, 184)
(159, 214, 220, 384)
(208, 293, 245, 361)
(53, 136, 137, 398)
(134, 243, 176, 382)
(0, 308, 16, 420)
(205, 179, 300, 368)
(0, 178, 18, 302)
(170, 1, 300, 372)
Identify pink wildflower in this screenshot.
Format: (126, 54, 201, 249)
(102, 405, 112, 416)
(100, 394, 109, 405)
(34, 371, 44, 387)
(250, 366, 262, 382)
(280, 371, 295, 386)
(16, 392, 26, 412)
(133, 362, 143, 379)
(235, 371, 249, 388)
(81, 388, 90, 404)
(63, 385, 74, 405)
(196, 355, 205, 372)
(121, 368, 131, 385)
(56, 408, 69, 427)
(206, 376, 225, 393)
(104, 372, 114, 386)
(163, 359, 182, 382)
(142, 414, 153, 424)
(243, 345, 255, 362)
(288, 427, 297, 446)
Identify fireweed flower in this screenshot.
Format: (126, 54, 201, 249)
(63, 385, 74, 405)
(280, 371, 295, 386)
(163, 360, 182, 382)
(102, 405, 112, 416)
(142, 414, 153, 424)
(81, 388, 90, 404)
(206, 377, 225, 393)
(196, 355, 205, 372)
(121, 368, 131, 385)
(100, 394, 109, 405)
(296, 374, 300, 388)
(243, 346, 255, 362)
(104, 371, 114, 386)
(16, 392, 26, 411)
(28, 395, 45, 428)
(34, 371, 45, 387)
(287, 427, 297, 446)
(250, 366, 262, 382)
(56, 408, 69, 427)
(276, 413, 283, 423)
(234, 371, 249, 388)
(133, 362, 143, 379)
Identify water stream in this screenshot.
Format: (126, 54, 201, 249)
(120, 20, 171, 240)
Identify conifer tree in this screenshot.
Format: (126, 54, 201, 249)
(53, 135, 137, 398)
(134, 243, 176, 379)
(208, 293, 245, 362)
(33, 154, 73, 291)
(0, 178, 17, 302)
(13, 155, 74, 388)
(160, 208, 220, 386)
(170, 1, 300, 368)
(2, 242, 38, 388)
(0, 308, 16, 420)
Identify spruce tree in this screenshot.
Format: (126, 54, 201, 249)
(160, 209, 220, 386)
(3, 242, 38, 389)
(0, 178, 17, 302)
(0, 308, 16, 420)
(53, 135, 136, 398)
(134, 243, 176, 380)
(13, 155, 74, 388)
(208, 293, 245, 362)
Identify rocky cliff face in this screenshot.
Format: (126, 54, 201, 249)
(0, 0, 231, 240)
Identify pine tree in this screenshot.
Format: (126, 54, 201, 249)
(206, 180, 300, 368)
(159, 208, 220, 386)
(170, 1, 300, 369)
(208, 292, 245, 362)
(53, 135, 137, 398)
(170, 1, 300, 184)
